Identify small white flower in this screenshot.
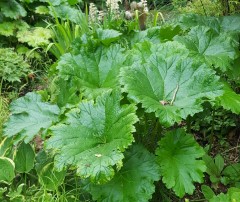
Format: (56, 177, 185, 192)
(141, 0, 149, 13)
(89, 3, 98, 23)
(125, 10, 133, 19)
(106, 0, 121, 13)
(98, 10, 105, 21)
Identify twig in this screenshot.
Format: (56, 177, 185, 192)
(222, 145, 240, 154)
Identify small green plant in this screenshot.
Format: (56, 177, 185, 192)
(0, 48, 32, 88)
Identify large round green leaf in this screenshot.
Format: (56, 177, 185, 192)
(14, 142, 35, 173)
(46, 91, 138, 184)
(175, 26, 239, 72)
(86, 145, 160, 202)
(4, 92, 60, 143)
(57, 44, 126, 99)
(0, 157, 15, 183)
(121, 41, 223, 127)
(155, 129, 206, 198)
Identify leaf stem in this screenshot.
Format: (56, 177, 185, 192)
(170, 84, 179, 105)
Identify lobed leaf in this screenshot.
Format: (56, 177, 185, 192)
(86, 145, 160, 202)
(4, 92, 60, 143)
(46, 91, 138, 184)
(57, 44, 126, 99)
(155, 129, 206, 197)
(17, 27, 52, 47)
(178, 14, 240, 34)
(174, 26, 239, 71)
(0, 0, 27, 19)
(121, 41, 223, 127)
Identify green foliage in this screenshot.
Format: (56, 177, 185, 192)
(13, 142, 35, 173)
(49, 77, 81, 107)
(37, 160, 66, 191)
(48, 18, 87, 59)
(0, 22, 15, 36)
(175, 26, 239, 72)
(49, 4, 83, 23)
(4, 92, 60, 143)
(0, 48, 31, 83)
(201, 185, 215, 200)
(178, 0, 222, 16)
(156, 129, 206, 197)
(0, 97, 9, 139)
(17, 27, 52, 47)
(57, 43, 126, 99)
(85, 145, 160, 202)
(178, 14, 240, 34)
(202, 187, 240, 202)
(121, 41, 223, 127)
(46, 91, 138, 184)
(217, 83, 240, 114)
(0, 157, 15, 183)
(35, 150, 66, 191)
(0, 0, 27, 19)
(95, 29, 122, 46)
(2, 12, 240, 201)
(222, 163, 240, 186)
(0, 137, 13, 157)
(203, 154, 224, 183)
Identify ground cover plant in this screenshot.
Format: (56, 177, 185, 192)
(0, 0, 240, 201)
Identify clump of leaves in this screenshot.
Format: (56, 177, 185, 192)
(2, 14, 240, 202)
(17, 27, 52, 47)
(178, 0, 222, 16)
(0, 48, 32, 84)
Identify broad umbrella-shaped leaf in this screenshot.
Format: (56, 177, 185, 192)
(178, 14, 240, 34)
(57, 44, 126, 99)
(174, 26, 239, 71)
(0, 157, 15, 183)
(14, 142, 35, 173)
(85, 145, 160, 202)
(155, 129, 206, 198)
(4, 92, 60, 143)
(121, 41, 222, 127)
(46, 91, 138, 184)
